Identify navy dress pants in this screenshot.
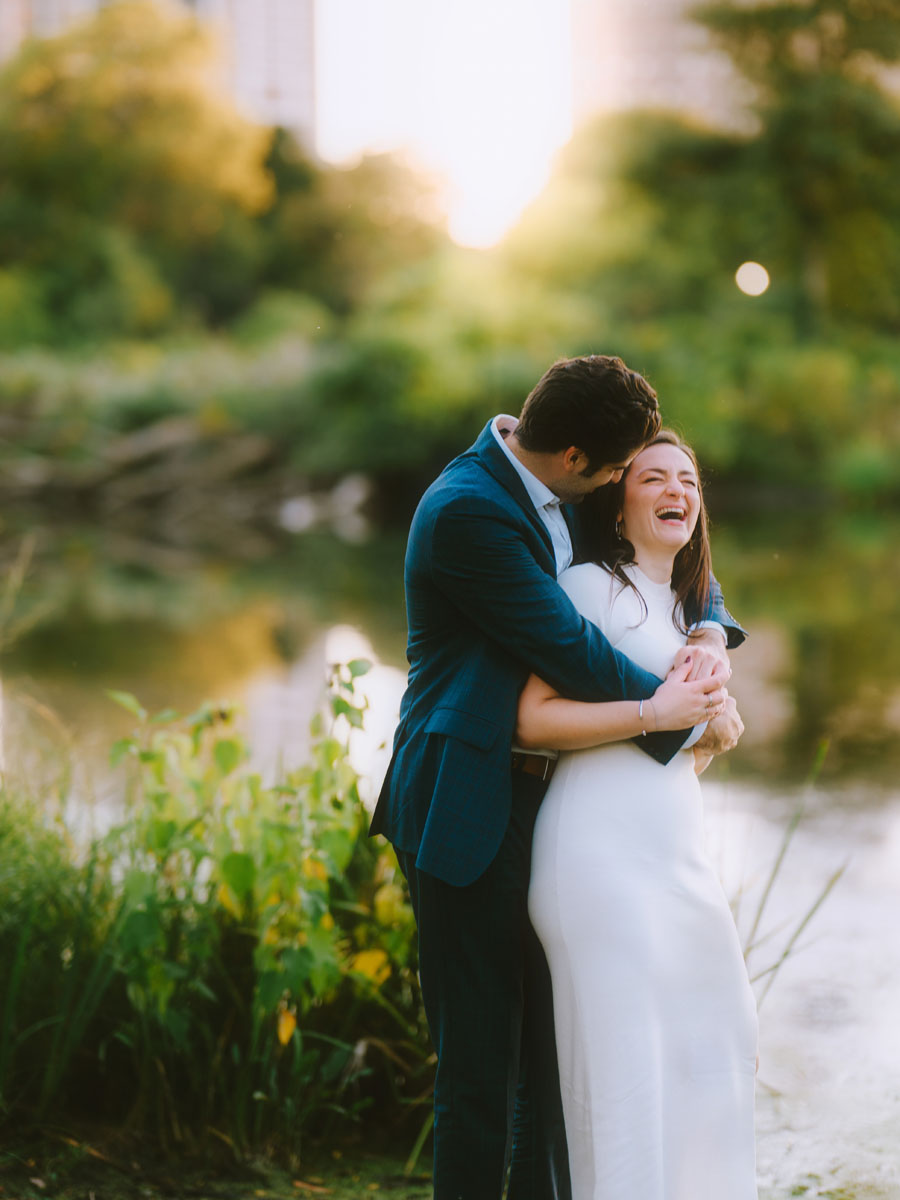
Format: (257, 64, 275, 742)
(398, 771, 571, 1200)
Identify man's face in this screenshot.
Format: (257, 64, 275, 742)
(552, 452, 634, 503)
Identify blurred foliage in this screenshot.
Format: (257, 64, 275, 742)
(0, 0, 898, 504)
(0, 666, 430, 1155)
(0, 2, 445, 340)
(0, 1, 272, 335)
(260, 131, 444, 317)
(694, 0, 900, 331)
(706, 512, 900, 784)
(501, 0, 900, 497)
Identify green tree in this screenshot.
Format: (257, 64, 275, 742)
(0, 0, 273, 337)
(260, 131, 447, 316)
(694, 0, 900, 330)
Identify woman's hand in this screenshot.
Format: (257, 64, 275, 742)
(649, 660, 728, 732)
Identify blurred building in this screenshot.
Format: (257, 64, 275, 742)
(570, 0, 746, 128)
(185, 0, 315, 149)
(0, 0, 316, 150)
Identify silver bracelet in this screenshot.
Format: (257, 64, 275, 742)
(639, 698, 647, 736)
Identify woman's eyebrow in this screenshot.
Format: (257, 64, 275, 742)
(636, 467, 697, 478)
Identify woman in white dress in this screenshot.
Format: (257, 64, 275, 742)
(519, 432, 758, 1200)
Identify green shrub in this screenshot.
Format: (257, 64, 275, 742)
(0, 665, 429, 1157)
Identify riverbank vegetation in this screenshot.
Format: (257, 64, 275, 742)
(0, 665, 433, 1171)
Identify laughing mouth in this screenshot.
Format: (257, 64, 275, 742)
(655, 507, 686, 522)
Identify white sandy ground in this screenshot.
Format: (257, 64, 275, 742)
(704, 784, 900, 1200)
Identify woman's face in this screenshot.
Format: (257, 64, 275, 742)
(619, 442, 700, 557)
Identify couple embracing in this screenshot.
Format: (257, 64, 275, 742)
(371, 355, 758, 1200)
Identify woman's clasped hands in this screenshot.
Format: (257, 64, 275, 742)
(646, 657, 731, 731)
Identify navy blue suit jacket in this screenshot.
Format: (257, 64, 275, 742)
(370, 421, 745, 886)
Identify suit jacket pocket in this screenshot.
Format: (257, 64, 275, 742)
(423, 706, 501, 751)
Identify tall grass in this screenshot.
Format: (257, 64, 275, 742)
(0, 664, 431, 1158)
(737, 740, 848, 1009)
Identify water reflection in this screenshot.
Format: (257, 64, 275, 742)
(710, 511, 900, 788)
(2, 512, 898, 794)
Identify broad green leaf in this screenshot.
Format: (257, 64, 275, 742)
(347, 658, 372, 678)
(322, 1044, 351, 1083)
(109, 737, 135, 766)
(123, 869, 155, 907)
(106, 690, 147, 720)
(150, 708, 180, 725)
(222, 851, 256, 900)
(214, 737, 243, 776)
(149, 818, 177, 855)
(120, 909, 163, 954)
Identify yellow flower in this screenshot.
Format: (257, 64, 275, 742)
(277, 1008, 297, 1046)
(302, 857, 327, 882)
(374, 883, 405, 926)
(320, 912, 335, 931)
(350, 949, 391, 985)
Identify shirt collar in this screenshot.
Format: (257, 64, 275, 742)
(491, 415, 559, 512)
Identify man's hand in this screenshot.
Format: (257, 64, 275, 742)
(693, 695, 744, 755)
(671, 628, 731, 682)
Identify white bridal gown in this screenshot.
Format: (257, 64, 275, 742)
(529, 562, 759, 1200)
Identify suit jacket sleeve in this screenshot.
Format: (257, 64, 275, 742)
(429, 500, 689, 765)
(702, 574, 747, 649)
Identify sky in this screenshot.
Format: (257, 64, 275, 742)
(315, 0, 574, 247)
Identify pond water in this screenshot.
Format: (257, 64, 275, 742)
(2, 509, 899, 1195)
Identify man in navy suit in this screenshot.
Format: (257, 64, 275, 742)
(371, 355, 744, 1199)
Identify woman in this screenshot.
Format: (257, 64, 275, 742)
(519, 431, 758, 1199)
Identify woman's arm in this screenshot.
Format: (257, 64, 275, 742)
(516, 660, 722, 751)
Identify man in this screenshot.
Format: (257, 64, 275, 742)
(370, 355, 744, 1199)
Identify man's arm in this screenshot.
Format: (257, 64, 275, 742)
(693, 695, 744, 774)
(674, 573, 747, 681)
(698, 574, 746, 649)
(429, 501, 726, 764)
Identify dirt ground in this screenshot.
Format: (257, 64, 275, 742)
(0, 1138, 433, 1200)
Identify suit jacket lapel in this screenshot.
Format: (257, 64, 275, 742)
(472, 421, 556, 568)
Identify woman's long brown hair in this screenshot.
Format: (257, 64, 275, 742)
(579, 430, 712, 633)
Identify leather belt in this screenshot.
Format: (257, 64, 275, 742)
(511, 751, 557, 783)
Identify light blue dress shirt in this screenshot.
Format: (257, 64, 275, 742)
(491, 416, 573, 574)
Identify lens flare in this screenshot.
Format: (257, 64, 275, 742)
(735, 262, 770, 296)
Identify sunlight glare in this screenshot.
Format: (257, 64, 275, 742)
(316, 0, 574, 247)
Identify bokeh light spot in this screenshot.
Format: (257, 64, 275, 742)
(735, 261, 770, 296)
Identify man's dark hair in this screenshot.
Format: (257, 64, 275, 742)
(516, 355, 661, 471)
